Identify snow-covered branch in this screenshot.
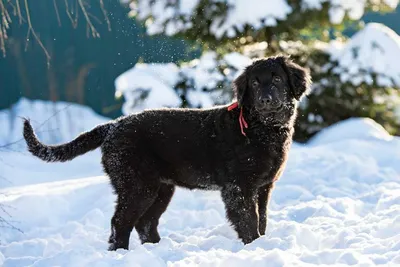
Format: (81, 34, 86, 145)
(327, 23, 400, 88)
(126, 0, 399, 40)
(116, 23, 400, 115)
(115, 52, 252, 115)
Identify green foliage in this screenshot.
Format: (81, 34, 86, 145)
(129, 0, 395, 49)
(289, 45, 400, 141)
(129, 0, 400, 141)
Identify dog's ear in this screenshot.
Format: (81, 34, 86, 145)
(233, 67, 249, 107)
(278, 56, 312, 101)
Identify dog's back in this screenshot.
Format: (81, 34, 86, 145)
(101, 106, 241, 189)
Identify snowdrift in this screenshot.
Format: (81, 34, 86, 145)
(1, 99, 399, 266)
(308, 117, 394, 145)
(0, 98, 108, 187)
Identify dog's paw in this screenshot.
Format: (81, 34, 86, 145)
(108, 242, 129, 251)
(241, 232, 261, 245)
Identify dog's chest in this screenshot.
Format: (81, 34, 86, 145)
(235, 136, 290, 183)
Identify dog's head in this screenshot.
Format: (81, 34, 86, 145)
(233, 56, 311, 123)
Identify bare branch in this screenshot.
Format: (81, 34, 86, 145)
(15, 0, 23, 24)
(53, 0, 61, 27)
(0, 203, 13, 218)
(0, 127, 61, 153)
(7, 0, 16, 16)
(23, 0, 51, 65)
(88, 12, 102, 25)
(0, 25, 6, 56)
(0, 173, 12, 185)
(0, 0, 110, 59)
(0, 0, 11, 25)
(78, 0, 99, 38)
(0, 193, 23, 234)
(99, 0, 111, 31)
(0, 0, 11, 56)
(64, 0, 77, 28)
(0, 156, 16, 168)
(0, 216, 23, 233)
(0, 104, 71, 150)
(7, 0, 25, 24)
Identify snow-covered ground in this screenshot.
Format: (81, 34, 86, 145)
(0, 98, 108, 187)
(1, 99, 400, 266)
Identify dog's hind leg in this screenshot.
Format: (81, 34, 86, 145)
(221, 184, 260, 244)
(135, 184, 175, 244)
(257, 183, 274, 236)
(108, 180, 160, 251)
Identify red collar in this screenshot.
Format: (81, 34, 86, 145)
(227, 102, 248, 136)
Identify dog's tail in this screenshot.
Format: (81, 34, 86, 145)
(23, 119, 113, 162)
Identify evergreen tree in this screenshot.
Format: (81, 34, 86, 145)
(121, 0, 400, 141)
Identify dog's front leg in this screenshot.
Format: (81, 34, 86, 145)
(257, 183, 274, 236)
(221, 184, 260, 244)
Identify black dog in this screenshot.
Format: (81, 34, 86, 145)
(23, 55, 311, 250)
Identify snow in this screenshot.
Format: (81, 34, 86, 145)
(130, 0, 292, 38)
(1, 99, 400, 266)
(209, 0, 292, 39)
(223, 52, 253, 71)
(130, 0, 199, 36)
(130, 0, 399, 38)
(116, 23, 400, 118)
(0, 98, 108, 187)
(115, 63, 182, 114)
(181, 52, 224, 93)
(115, 52, 253, 114)
(328, 0, 364, 24)
(303, 0, 399, 24)
(327, 23, 400, 87)
(180, 52, 251, 91)
(308, 117, 394, 145)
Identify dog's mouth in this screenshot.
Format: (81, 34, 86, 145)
(255, 104, 284, 114)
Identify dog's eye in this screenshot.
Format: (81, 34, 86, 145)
(273, 76, 282, 83)
(252, 80, 259, 87)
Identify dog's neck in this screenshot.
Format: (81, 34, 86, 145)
(243, 105, 297, 130)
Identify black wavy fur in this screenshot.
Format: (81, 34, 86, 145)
(23, 119, 112, 162)
(23, 55, 311, 250)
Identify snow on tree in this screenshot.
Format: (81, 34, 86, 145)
(126, 0, 398, 46)
(117, 0, 400, 140)
(300, 22, 400, 139)
(115, 52, 252, 112)
(328, 23, 400, 88)
(115, 63, 181, 115)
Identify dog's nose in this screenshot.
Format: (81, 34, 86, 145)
(261, 95, 273, 105)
